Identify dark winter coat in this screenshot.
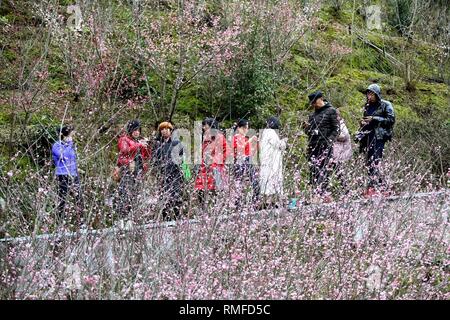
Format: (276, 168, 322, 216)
(306, 102, 339, 155)
(153, 137, 183, 181)
(359, 83, 395, 143)
(361, 99, 395, 142)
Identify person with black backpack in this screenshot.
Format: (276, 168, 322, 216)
(356, 83, 395, 197)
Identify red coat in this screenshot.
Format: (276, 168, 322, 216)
(195, 132, 229, 191)
(232, 133, 251, 159)
(117, 134, 151, 172)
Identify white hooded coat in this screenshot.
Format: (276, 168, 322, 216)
(259, 129, 287, 195)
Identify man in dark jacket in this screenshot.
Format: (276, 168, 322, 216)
(153, 121, 184, 220)
(303, 91, 339, 196)
(357, 83, 395, 197)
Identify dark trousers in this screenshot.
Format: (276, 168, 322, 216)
(197, 190, 217, 206)
(160, 170, 183, 220)
(117, 168, 140, 219)
(365, 137, 385, 188)
(308, 144, 333, 194)
(57, 175, 83, 223)
(234, 158, 260, 203)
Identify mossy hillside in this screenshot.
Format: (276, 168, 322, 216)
(286, 64, 448, 134)
(278, 7, 448, 135)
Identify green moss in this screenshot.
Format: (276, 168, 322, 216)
(291, 55, 317, 73)
(29, 110, 59, 126)
(48, 77, 69, 91)
(391, 81, 450, 121)
(347, 45, 394, 74)
(2, 48, 16, 62)
(58, 0, 75, 5)
(394, 103, 421, 122)
(47, 52, 70, 92)
(0, 15, 9, 25)
(113, 2, 135, 32)
(0, 104, 13, 125)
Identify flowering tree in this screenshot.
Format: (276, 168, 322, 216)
(192, 0, 322, 121)
(133, 0, 247, 121)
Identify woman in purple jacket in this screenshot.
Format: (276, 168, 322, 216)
(51, 125, 83, 224)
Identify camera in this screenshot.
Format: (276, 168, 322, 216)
(354, 130, 369, 142)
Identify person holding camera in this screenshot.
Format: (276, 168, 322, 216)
(356, 83, 395, 197)
(116, 120, 151, 221)
(303, 91, 339, 201)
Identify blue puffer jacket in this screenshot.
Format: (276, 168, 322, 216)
(52, 140, 78, 176)
(364, 84, 395, 141)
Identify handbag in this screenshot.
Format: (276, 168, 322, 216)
(112, 166, 121, 182)
(181, 159, 192, 181)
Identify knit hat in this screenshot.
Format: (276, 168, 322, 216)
(158, 121, 174, 131)
(127, 119, 141, 134)
(308, 91, 323, 105)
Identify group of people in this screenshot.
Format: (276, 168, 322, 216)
(51, 82, 395, 225)
(303, 83, 395, 200)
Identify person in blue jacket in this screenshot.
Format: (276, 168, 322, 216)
(51, 125, 83, 224)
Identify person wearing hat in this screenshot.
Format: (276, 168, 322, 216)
(153, 121, 184, 220)
(51, 125, 84, 225)
(116, 119, 151, 220)
(303, 91, 339, 200)
(357, 83, 395, 197)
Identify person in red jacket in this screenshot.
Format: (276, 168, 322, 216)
(194, 118, 229, 204)
(117, 120, 151, 220)
(232, 119, 259, 205)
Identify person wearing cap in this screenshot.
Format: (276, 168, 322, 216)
(259, 116, 287, 208)
(153, 121, 184, 220)
(194, 117, 229, 203)
(303, 91, 339, 200)
(357, 83, 395, 197)
(116, 119, 151, 219)
(51, 125, 84, 225)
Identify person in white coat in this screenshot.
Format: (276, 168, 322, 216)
(259, 116, 287, 208)
(332, 109, 352, 193)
